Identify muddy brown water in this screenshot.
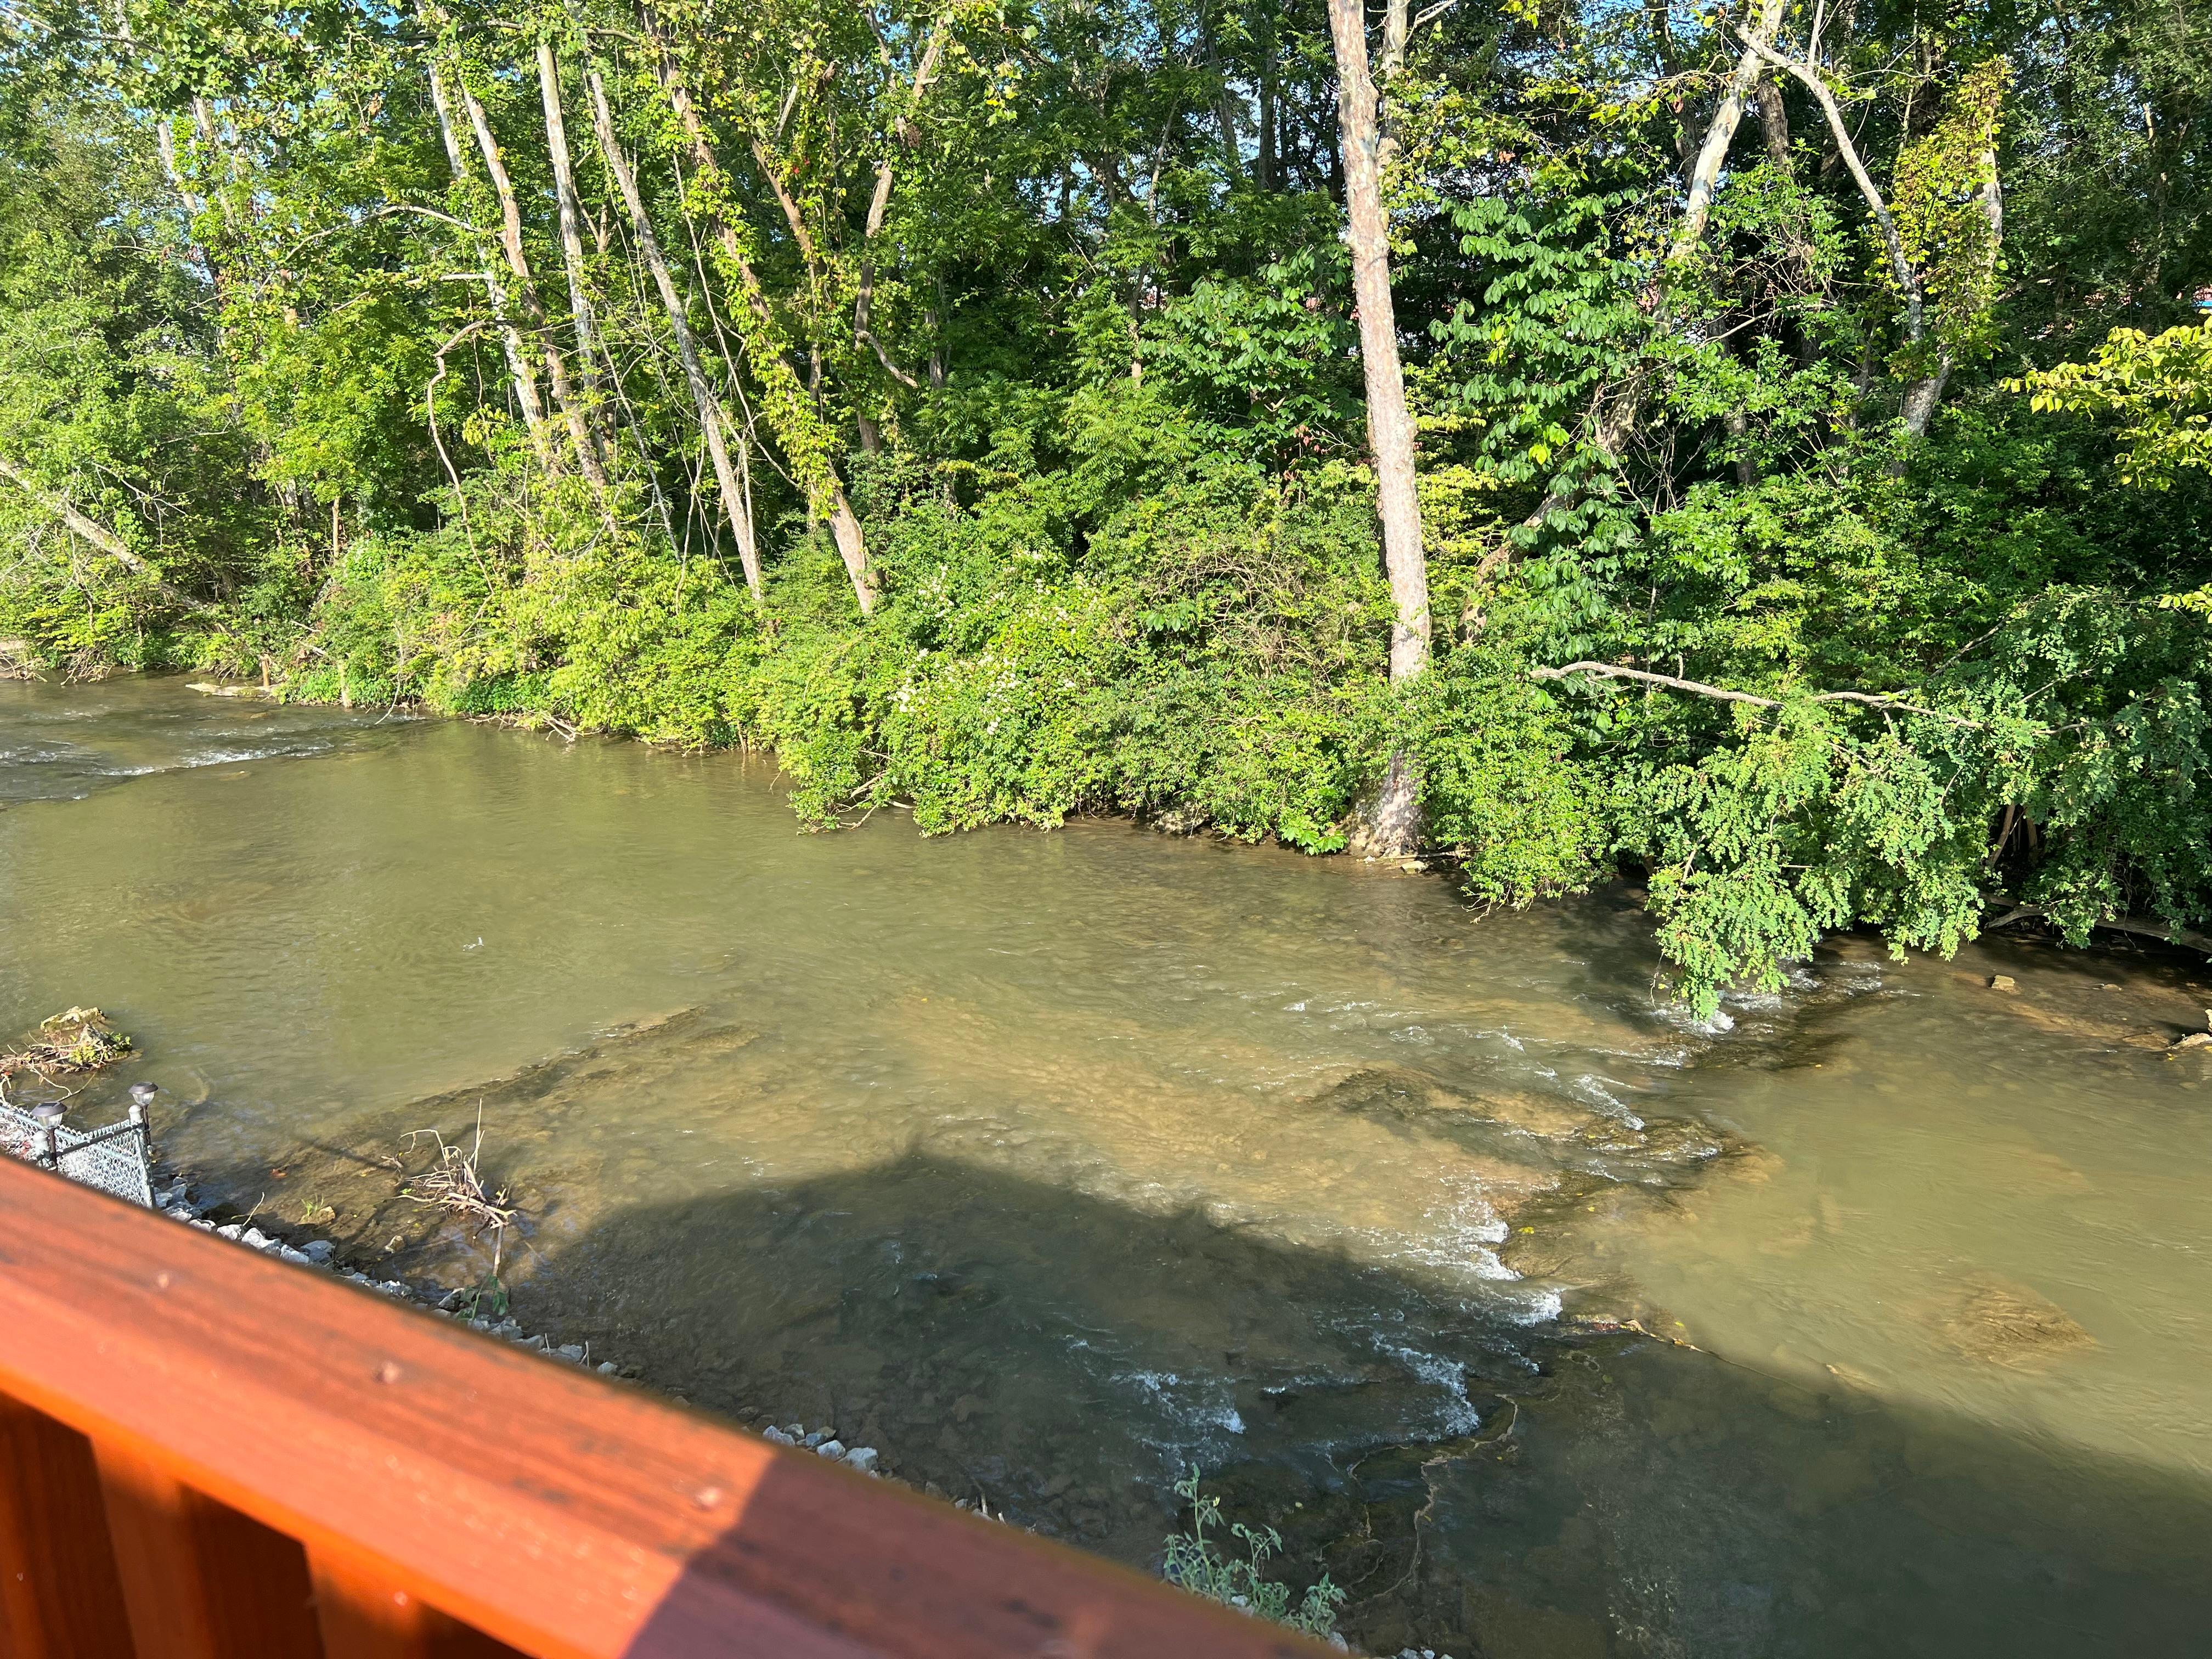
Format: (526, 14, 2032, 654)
(4, 675, 2209, 1657)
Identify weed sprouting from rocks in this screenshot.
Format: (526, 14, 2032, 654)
(1163, 1467, 1346, 1641)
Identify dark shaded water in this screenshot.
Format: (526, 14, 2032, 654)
(4, 676, 2208, 1656)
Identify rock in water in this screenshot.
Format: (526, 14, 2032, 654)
(1936, 1276, 2096, 1367)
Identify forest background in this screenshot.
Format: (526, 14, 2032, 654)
(2, 0, 2208, 1008)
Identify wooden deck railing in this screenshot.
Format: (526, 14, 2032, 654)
(0, 1155, 1329, 1658)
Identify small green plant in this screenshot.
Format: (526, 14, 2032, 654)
(297, 1196, 335, 1225)
(458, 1268, 509, 1322)
(1162, 1468, 1346, 1641)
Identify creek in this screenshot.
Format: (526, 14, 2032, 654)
(3, 675, 2208, 1657)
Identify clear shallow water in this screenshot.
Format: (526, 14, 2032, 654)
(3, 676, 2208, 1656)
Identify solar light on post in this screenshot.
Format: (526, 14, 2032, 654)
(31, 1103, 64, 1166)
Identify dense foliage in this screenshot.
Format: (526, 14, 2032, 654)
(2, 0, 2208, 1007)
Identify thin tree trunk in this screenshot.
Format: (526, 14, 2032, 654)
(713, 404, 760, 583)
(1375, 0, 1413, 173)
(538, 41, 614, 473)
(1327, 0, 1427, 855)
(190, 97, 241, 230)
(641, 11, 874, 612)
(927, 270, 949, 388)
(584, 65, 763, 597)
(1201, 4, 1243, 182)
(1671, 0, 1786, 261)
(853, 18, 949, 393)
(457, 70, 606, 488)
(1741, 31, 1945, 435)
(428, 60, 555, 467)
(748, 131, 826, 289)
(1256, 0, 1279, 191)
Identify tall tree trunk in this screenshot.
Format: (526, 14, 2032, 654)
(852, 19, 947, 395)
(1327, 0, 1427, 856)
(641, 9, 874, 612)
(538, 41, 614, 474)
(456, 70, 606, 490)
(584, 65, 764, 598)
(427, 60, 556, 467)
(1753, 73, 1792, 165)
(1256, 0, 1279, 191)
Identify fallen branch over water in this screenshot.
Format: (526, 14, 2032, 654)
(1531, 661, 1978, 726)
(0, 456, 241, 636)
(1979, 894, 2212, 955)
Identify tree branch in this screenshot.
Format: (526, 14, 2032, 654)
(857, 328, 920, 388)
(1736, 30, 1921, 343)
(0, 456, 239, 634)
(1980, 894, 2212, 956)
(1669, 0, 1786, 261)
(1531, 659, 1976, 724)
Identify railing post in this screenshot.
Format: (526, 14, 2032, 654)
(94, 1441, 322, 1659)
(309, 1547, 509, 1659)
(0, 1392, 136, 1658)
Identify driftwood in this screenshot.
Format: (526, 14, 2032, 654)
(0, 1008, 132, 1082)
(398, 1113, 516, 1237)
(1979, 895, 2212, 956)
(1531, 660, 1977, 725)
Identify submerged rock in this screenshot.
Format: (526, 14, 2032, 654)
(1933, 1276, 2097, 1367)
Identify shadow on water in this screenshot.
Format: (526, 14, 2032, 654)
(512, 1151, 2212, 1659)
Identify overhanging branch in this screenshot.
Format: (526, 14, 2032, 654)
(0, 455, 239, 635)
(1532, 659, 1977, 725)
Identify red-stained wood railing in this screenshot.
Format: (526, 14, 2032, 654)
(0, 1156, 1329, 1659)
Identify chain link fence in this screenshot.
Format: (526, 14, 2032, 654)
(0, 1100, 154, 1207)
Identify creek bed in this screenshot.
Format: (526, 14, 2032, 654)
(4, 675, 2209, 1657)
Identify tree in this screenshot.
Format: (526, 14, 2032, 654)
(1325, 0, 1428, 856)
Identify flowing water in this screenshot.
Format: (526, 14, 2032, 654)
(4, 675, 2208, 1657)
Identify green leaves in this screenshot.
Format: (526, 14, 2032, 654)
(2014, 319, 2212, 487)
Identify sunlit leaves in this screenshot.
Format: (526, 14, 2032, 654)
(2013, 319, 2212, 487)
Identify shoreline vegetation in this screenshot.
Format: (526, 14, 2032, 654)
(2, 0, 2208, 1020)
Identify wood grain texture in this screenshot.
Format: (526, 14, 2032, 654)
(0, 1158, 1328, 1659)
